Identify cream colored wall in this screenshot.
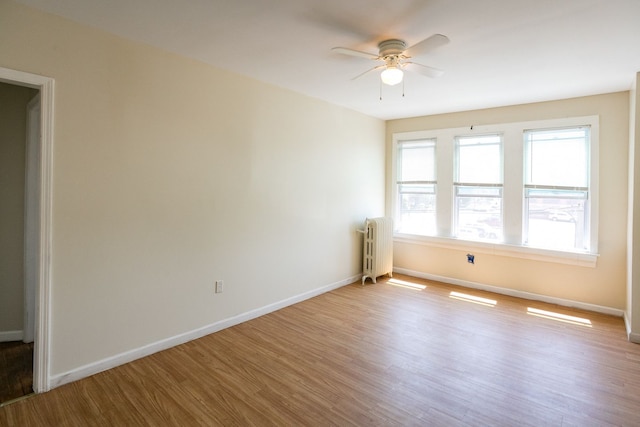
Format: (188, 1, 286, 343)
(0, 82, 37, 336)
(0, 1, 385, 375)
(387, 93, 629, 309)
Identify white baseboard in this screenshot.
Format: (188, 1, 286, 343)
(394, 267, 625, 318)
(0, 330, 23, 343)
(625, 312, 640, 343)
(49, 274, 360, 389)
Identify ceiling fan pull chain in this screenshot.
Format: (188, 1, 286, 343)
(379, 80, 383, 101)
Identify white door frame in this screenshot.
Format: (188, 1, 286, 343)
(0, 67, 54, 393)
(23, 92, 41, 344)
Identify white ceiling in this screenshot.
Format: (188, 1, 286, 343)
(15, 0, 640, 120)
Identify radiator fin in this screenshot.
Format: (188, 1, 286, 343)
(361, 217, 393, 285)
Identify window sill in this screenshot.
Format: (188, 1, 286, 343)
(394, 233, 598, 268)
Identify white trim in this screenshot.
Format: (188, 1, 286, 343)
(624, 312, 640, 344)
(23, 92, 41, 345)
(38, 73, 54, 394)
(49, 274, 360, 389)
(0, 330, 24, 343)
(394, 267, 624, 317)
(0, 67, 54, 393)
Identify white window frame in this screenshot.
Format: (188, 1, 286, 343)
(391, 116, 599, 267)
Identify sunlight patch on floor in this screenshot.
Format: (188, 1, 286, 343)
(449, 291, 497, 307)
(387, 278, 427, 291)
(527, 307, 592, 327)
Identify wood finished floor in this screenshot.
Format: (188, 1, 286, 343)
(0, 341, 33, 404)
(2, 274, 640, 426)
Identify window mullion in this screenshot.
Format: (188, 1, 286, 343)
(454, 182, 503, 188)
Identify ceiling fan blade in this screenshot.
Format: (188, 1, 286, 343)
(405, 34, 450, 57)
(352, 65, 385, 81)
(404, 62, 445, 78)
(332, 47, 379, 60)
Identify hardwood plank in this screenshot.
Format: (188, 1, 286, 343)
(2, 274, 640, 426)
(0, 341, 33, 404)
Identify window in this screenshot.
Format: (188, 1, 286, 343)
(454, 135, 503, 241)
(391, 116, 598, 266)
(395, 139, 436, 235)
(524, 127, 590, 251)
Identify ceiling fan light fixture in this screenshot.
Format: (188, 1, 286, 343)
(381, 67, 403, 86)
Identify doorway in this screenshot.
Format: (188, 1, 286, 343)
(0, 82, 37, 404)
(0, 67, 54, 401)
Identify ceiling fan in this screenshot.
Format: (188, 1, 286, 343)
(332, 34, 450, 86)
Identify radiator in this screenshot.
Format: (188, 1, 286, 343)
(361, 217, 393, 285)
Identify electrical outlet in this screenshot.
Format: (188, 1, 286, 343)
(215, 280, 223, 293)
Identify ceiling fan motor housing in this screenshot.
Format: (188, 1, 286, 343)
(378, 39, 407, 57)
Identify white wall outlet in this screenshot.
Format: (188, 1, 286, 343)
(215, 280, 223, 293)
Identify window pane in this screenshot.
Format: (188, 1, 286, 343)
(526, 127, 588, 187)
(456, 135, 501, 184)
(399, 140, 435, 182)
(525, 195, 587, 251)
(454, 135, 503, 241)
(524, 126, 590, 251)
(397, 184, 436, 235)
(396, 139, 437, 236)
(455, 192, 503, 241)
